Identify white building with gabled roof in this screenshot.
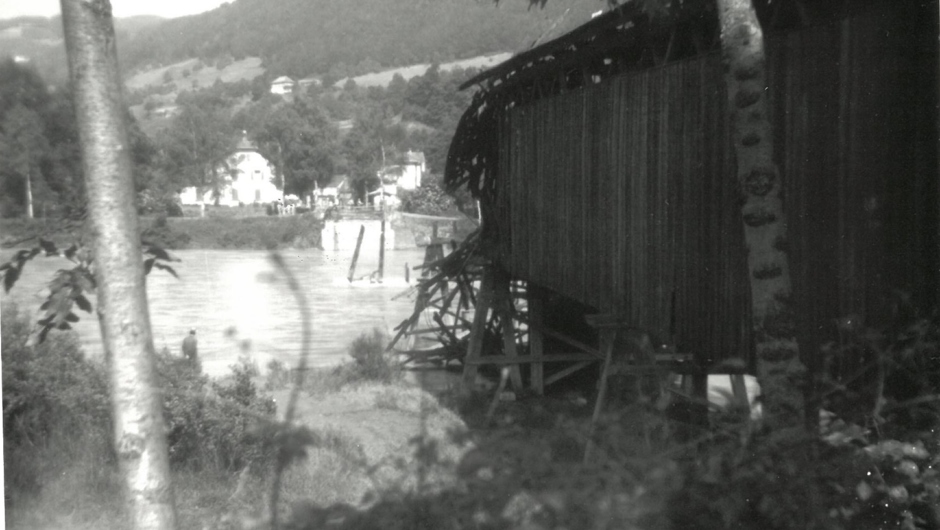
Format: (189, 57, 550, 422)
(179, 131, 282, 207)
(270, 76, 295, 95)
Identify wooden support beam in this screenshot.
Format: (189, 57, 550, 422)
(585, 328, 617, 464)
(528, 287, 545, 395)
(495, 268, 524, 390)
(513, 312, 604, 359)
(462, 266, 494, 386)
(544, 361, 593, 387)
(404, 325, 468, 337)
(463, 353, 599, 365)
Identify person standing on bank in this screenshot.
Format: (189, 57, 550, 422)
(182, 328, 199, 369)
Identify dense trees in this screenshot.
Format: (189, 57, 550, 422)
(0, 59, 174, 218)
(0, 59, 82, 217)
(253, 99, 340, 197)
(155, 98, 235, 203)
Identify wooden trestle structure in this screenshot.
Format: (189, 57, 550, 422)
(388, 230, 625, 395)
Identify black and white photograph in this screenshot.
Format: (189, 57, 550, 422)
(1, 0, 938, 528)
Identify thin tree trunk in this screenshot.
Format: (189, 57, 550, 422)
(25, 166, 33, 219)
(60, 1, 177, 528)
(716, 0, 806, 429)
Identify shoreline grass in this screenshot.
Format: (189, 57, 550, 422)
(0, 213, 325, 251)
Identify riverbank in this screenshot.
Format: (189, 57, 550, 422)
(1, 211, 478, 252)
(0, 214, 325, 251)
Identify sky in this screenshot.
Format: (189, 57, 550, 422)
(0, 0, 229, 20)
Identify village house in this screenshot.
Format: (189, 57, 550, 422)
(269, 75, 295, 95)
(179, 132, 282, 207)
(297, 76, 322, 91)
(313, 174, 352, 207)
(378, 150, 426, 191)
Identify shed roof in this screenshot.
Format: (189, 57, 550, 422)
(271, 76, 295, 85)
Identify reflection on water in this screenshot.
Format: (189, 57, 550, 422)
(0, 248, 427, 377)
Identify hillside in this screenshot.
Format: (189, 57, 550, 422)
(118, 0, 606, 80)
(2, 0, 606, 88)
(0, 15, 165, 82)
(337, 52, 513, 89)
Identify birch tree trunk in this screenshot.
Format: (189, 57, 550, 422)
(60, 1, 177, 528)
(25, 167, 33, 219)
(716, 0, 806, 429)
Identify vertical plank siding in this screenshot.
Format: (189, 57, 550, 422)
(494, 5, 937, 363)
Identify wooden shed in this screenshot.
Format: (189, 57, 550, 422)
(444, 0, 939, 386)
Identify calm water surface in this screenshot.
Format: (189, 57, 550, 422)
(0, 248, 427, 377)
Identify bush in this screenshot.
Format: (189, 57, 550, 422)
(670, 310, 940, 530)
(398, 174, 458, 217)
(155, 350, 277, 473)
(141, 214, 192, 249)
(1, 304, 114, 500)
(324, 329, 401, 388)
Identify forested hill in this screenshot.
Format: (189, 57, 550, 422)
(118, 0, 605, 80)
(0, 15, 164, 82)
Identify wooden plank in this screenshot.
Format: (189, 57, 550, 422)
(463, 353, 600, 365)
(544, 361, 594, 387)
(585, 328, 617, 463)
(495, 268, 524, 390)
(513, 312, 604, 359)
(462, 266, 494, 385)
(528, 287, 545, 394)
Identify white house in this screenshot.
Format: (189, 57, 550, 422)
(378, 150, 426, 192)
(270, 76, 295, 95)
(313, 175, 352, 207)
(399, 150, 426, 190)
(179, 132, 282, 207)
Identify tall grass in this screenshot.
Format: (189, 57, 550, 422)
(2, 303, 121, 528)
(2, 304, 281, 528)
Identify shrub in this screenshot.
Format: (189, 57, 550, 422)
(1, 304, 114, 500)
(155, 350, 277, 474)
(141, 214, 192, 249)
(343, 328, 400, 384)
(670, 310, 940, 530)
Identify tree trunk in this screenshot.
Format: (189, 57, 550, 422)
(60, 1, 177, 529)
(716, 0, 806, 429)
(25, 167, 33, 219)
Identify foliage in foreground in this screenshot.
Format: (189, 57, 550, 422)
(1, 303, 114, 502)
(277, 314, 940, 530)
(1, 304, 279, 526)
(156, 351, 277, 473)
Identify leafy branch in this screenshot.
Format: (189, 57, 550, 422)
(0, 238, 181, 343)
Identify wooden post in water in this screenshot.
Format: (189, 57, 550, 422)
(463, 266, 495, 387)
(347, 224, 366, 283)
(494, 268, 523, 390)
(379, 209, 386, 282)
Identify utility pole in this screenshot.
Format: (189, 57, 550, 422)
(25, 166, 33, 219)
(378, 143, 386, 282)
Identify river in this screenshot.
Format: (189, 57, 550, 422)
(0, 248, 429, 377)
